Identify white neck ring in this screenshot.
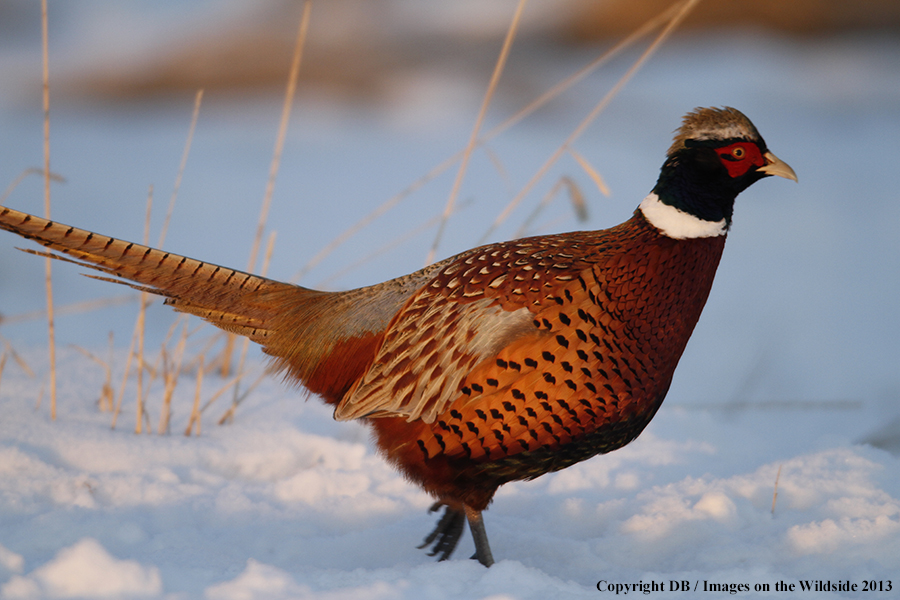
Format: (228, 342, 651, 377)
(639, 193, 727, 239)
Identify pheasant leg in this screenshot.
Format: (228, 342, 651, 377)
(464, 504, 494, 567)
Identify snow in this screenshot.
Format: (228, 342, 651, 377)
(0, 347, 897, 598)
(3, 538, 163, 599)
(2, 3, 900, 599)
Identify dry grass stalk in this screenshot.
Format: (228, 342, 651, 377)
(0, 350, 7, 396)
(35, 379, 45, 411)
(157, 345, 173, 434)
(199, 372, 244, 415)
(316, 200, 473, 289)
(185, 357, 204, 436)
(220, 0, 312, 378)
(514, 176, 584, 238)
(140, 347, 164, 382)
(102, 332, 114, 411)
(563, 177, 589, 223)
(0, 336, 36, 379)
(248, 4, 310, 273)
(0, 337, 38, 399)
(1, 167, 65, 204)
(480, 0, 702, 244)
(217, 371, 268, 426)
(217, 337, 235, 379)
(291, 152, 458, 283)
(40, 0, 57, 420)
(184, 329, 225, 374)
(482, 145, 512, 194)
(292, 0, 690, 284)
(135, 302, 192, 433)
(133, 186, 157, 429)
(0, 333, 37, 400)
(0, 294, 138, 326)
(135, 90, 204, 432)
(158, 89, 204, 248)
(158, 321, 189, 435)
(135, 317, 182, 426)
(111, 322, 138, 429)
(72, 345, 114, 412)
(261, 229, 278, 270)
(133, 185, 155, 434)
(568, 148, 611, 198)
(141, 402, 152, 434)
(115, 324, 144, 429)
(425, 0, 528, 266)
(222, 231, 277, 424)
(772, 464, 783, 515)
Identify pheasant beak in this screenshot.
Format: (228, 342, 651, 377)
(759, 151, 798, 182)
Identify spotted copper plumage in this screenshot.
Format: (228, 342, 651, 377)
(0, 107, 796, 567)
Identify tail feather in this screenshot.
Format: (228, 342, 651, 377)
(0, 205, 403, 404)
(2, 206, 291, 343)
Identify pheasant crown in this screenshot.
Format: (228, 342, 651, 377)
(666, 107, 763, 157)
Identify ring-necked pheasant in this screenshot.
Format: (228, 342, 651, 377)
(1, 107, 795, 566)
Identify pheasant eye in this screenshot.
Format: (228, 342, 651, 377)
(732, 146, 746, 159)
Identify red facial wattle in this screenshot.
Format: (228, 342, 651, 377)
(717, 142, 766, 178)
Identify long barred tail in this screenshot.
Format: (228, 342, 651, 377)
(0, 204, 387, 404)
(0, 204, 303, 344)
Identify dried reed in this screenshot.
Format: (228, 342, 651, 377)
(316, 201, 473, 289)
(0, 350, 7, 397)
(111, 315, 138, 429)
(425, 0, 528, 265)
(217, 372, 268, 426)
(1, 168, 65, 205)
(159, 90, 204, 248)
(0, 336, 35, 379)
(0, 295, 137, 327)
(185, 357, 204, 436)
(221, 231, 277, 424)
(40, 0, 57, 420)
(134, 186, 154, 434)
(567, 148, 611, 199)
(514, 176, 586, 239)
(158, 321, 189, 435)
(72, 344, 114, 412)
(772, 464, 783, 515)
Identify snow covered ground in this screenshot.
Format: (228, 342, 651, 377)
(2, 3, 900, 599)
(1, 349, 897, 599)
(1, 347, 898, 599)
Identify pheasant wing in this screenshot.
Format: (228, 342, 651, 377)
(335, 289, 538, 423)
(332, 235, 599, 424)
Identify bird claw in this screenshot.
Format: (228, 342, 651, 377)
(417, 502, 465, 561)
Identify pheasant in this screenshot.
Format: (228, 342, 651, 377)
(0, 107, 795, 566)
